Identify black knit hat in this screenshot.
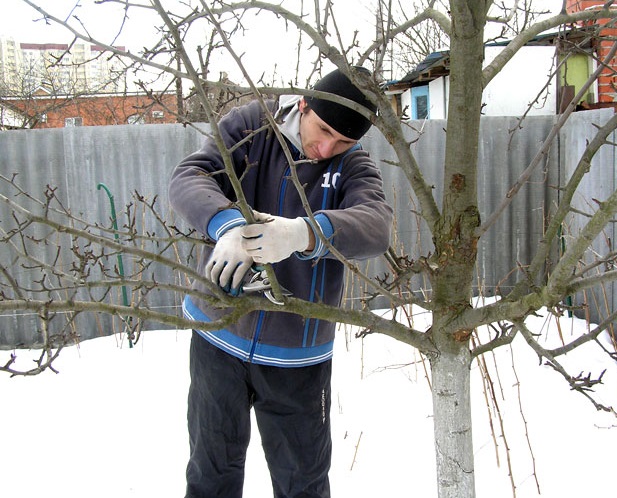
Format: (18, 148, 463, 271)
(305, 67, 376, 140)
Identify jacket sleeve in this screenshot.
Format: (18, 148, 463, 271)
(307, 150, 393, 261)
(168, 101, 265, 240)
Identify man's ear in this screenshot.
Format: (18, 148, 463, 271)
(298, 98, 308, 113)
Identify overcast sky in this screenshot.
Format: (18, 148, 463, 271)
(3, 0, 566, 85)
(4, 0, 161, 48)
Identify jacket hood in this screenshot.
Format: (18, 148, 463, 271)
(276, 95, 304, 156)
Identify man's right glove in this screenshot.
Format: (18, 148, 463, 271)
(205, 225, 252, 294)
(241, 212, 311, 264)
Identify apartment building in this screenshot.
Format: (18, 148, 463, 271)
(1, 38, 127, 94)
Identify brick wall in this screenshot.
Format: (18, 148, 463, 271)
(567, 0, 617, 103)
(9, 92, 179, 128)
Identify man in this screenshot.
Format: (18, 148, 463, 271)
(169, 66, 393, 498)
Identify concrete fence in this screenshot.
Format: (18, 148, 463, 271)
(0, 109, 614, 347)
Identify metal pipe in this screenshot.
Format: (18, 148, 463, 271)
(97, 183, 133, 348)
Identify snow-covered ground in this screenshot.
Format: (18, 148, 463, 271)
(2, 306, 616, 497)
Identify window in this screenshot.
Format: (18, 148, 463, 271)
(415, 95, 428, 120)
(64, 117, 83, 127)
(411, 85, 430, 120)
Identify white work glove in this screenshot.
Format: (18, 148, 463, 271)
(205, 225, 252, 294)
(241, 212, 310, 264)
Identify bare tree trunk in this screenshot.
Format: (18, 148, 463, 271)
(427, 1, 487, 495)
(430, 337, 475, 498)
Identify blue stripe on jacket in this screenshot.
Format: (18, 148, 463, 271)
(183, 295, 334, 367)
(207, 208, 246, 240)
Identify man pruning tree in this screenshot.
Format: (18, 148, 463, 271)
(169, 66, 392, 498)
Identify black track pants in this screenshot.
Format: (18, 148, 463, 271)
(185, 331, 332, 498)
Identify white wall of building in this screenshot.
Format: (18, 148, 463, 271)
(481, 45, 557, 116)
(428, 77, 448, 119)
(401, 87, 412, 119)
(0, 105, 27, 129)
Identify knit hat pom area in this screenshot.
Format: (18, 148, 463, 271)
(306, 67, 376, 140)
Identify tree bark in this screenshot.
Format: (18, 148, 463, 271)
(428, 1, 487, 496)
(430, 336, 475, 498)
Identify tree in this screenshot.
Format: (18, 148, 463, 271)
(3, 1, 617, 497)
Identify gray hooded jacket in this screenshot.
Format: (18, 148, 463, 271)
(169, 98, 392, 367)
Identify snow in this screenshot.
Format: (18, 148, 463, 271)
(1, 306, 616, 498)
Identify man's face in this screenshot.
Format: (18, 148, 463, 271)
(298, 99, 357, 161)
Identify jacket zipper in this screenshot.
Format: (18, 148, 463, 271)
(248, 311, 266, 362)
(254, 147, 358, 355)
(278, 166, 290, 215)
(248, 163, 290, 362)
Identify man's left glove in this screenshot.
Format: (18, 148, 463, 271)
(205, 225, 253, 294)
(241, 212, 310, 264)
